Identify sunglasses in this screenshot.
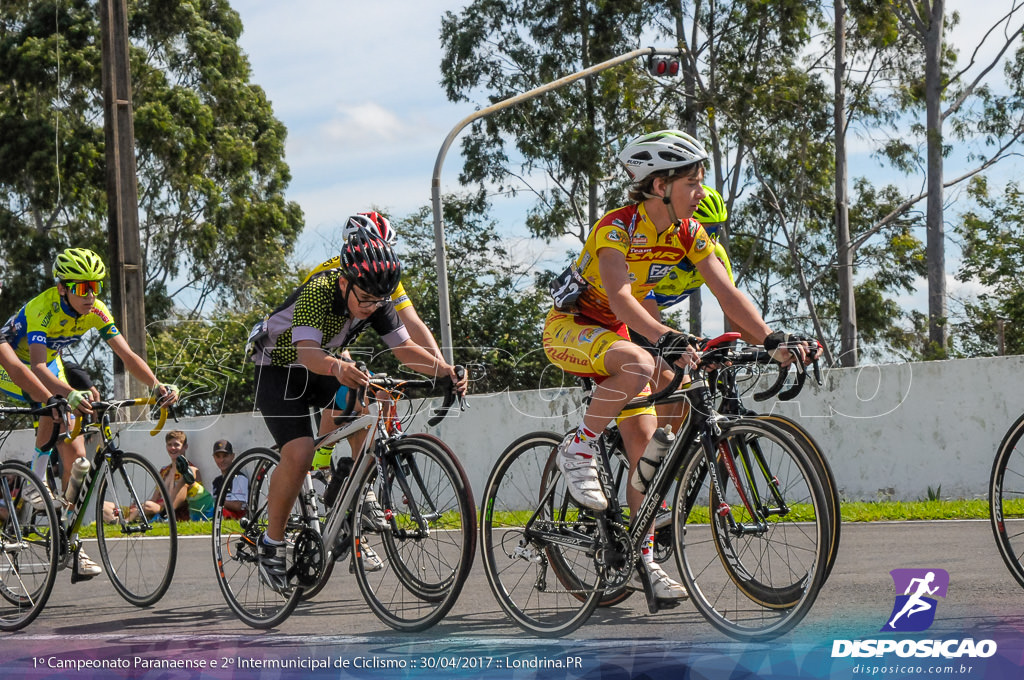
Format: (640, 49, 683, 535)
(65, 280, 102, 297)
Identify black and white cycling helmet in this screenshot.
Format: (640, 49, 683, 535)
(343, 212, 397, 246)
(339, 229, 402, 298)
(617, 130, 709, 183)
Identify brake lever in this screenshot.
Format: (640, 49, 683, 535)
(427, 365, 467, 427)
(777, 365, 807, 401)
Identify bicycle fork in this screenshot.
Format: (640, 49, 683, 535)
(703, 427, 785, 536)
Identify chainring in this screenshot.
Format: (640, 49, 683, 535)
(290, 527, 326, 587)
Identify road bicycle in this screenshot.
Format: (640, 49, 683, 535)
(481, 333, 832, 639)
(539, 344, 840, 610)
(0, 401, 67, 631)
(212, 369, 475, 631)
(1, 396, 176, 623)
(989, 412, 1024, 587)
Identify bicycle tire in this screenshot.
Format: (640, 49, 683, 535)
(674, 419, 829, 639)
(95, 451, 178, 606)
(755, 414, 841, 582)
(480, 431, 603, 637)
(351, 436, 474, 631)
(540, 433, 634, 608)
(990, 412, 1024, 588)
(0, 462, 59, 631)
(211, 447, 302, 628)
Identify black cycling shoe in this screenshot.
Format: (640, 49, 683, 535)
(360, 490, 389, 533)
(257, 537, 288, 593)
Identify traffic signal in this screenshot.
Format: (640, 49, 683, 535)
(648, 54, 680, 78)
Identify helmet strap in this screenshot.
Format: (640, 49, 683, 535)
(660, 178, 680, 227)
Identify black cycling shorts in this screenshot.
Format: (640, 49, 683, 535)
(627, 327, 658, 357)
(254, 364, 339, 447)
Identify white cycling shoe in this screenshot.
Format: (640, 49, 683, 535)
(632, 561, 688, 600)
(76, 549, 103, 578)
(555, 435, 608, 511)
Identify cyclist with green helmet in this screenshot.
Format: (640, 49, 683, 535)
(0, 247, 179, 578)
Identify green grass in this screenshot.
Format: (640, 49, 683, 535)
(77, 520, 213, 539)
(841, 499, 991, 522)
(70, 500, 998, 539)
(488, 499, 995, 528)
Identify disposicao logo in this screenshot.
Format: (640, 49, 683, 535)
(831, 567, 997, 660)
(882, 568, 948, 633)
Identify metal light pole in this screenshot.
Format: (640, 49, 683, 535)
(430, 47, 685, 364)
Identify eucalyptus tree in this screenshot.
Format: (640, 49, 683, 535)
(846, 0, 1024, 357)
(953, 178, 1024, 357)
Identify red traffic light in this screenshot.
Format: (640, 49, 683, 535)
(648, 55, 680, 78)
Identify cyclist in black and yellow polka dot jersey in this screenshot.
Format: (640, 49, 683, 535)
(248, 229, 467, 591)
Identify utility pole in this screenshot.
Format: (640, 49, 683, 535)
(99, 0, 148, 398)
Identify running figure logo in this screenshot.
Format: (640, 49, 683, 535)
(882, 568, 949, 632)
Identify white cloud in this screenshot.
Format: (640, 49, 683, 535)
(322, 102, 404, 144)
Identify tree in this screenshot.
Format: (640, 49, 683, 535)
(848, 0, 1024, 357)
(0, 0, 303, 321)
(0, 0, 303, 413)
(440, 0, 657, 244)
(953, 178, 1024, 357)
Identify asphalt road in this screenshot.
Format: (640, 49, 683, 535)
(7, 519, 1022, 643)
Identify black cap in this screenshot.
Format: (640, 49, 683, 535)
(213, 439, 233, 455)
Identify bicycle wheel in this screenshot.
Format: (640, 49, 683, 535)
(481, 432, 604, 637)
(990, 413, 1024, 587)
(0, 462, 59, 631)
(351, 435, 475, 631)
(211, 447, 302, 628)
(95, 451, 177, 606)
(755, 414, 840, 582)
(674, 419, 829, 639)
(541, 432, 634, 608)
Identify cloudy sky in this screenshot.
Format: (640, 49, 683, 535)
(232, 1, 477, 264)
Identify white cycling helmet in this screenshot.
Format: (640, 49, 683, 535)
(343, 212, 397, 246)
(618, 130, 709, 183)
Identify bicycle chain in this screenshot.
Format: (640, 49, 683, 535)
(521, 517, 636, 595)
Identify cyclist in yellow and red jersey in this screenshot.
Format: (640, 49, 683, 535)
(0, 248, 179, 578)
(543, 130, 814, 603)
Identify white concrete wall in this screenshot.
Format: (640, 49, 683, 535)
(4, 355, 1023, 502)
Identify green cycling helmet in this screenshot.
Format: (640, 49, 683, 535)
(693, 186, 728, 225)
(53, 247, 107, 282)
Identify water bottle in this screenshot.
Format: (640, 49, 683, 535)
(631, 425, 675, 493)
(64, 457, 91, 503)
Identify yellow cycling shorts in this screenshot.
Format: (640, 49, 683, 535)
(542, 308, 654, 422)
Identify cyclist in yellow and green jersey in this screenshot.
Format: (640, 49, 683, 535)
(644, 186, 733, 313)
(0, 248, 179, 578)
